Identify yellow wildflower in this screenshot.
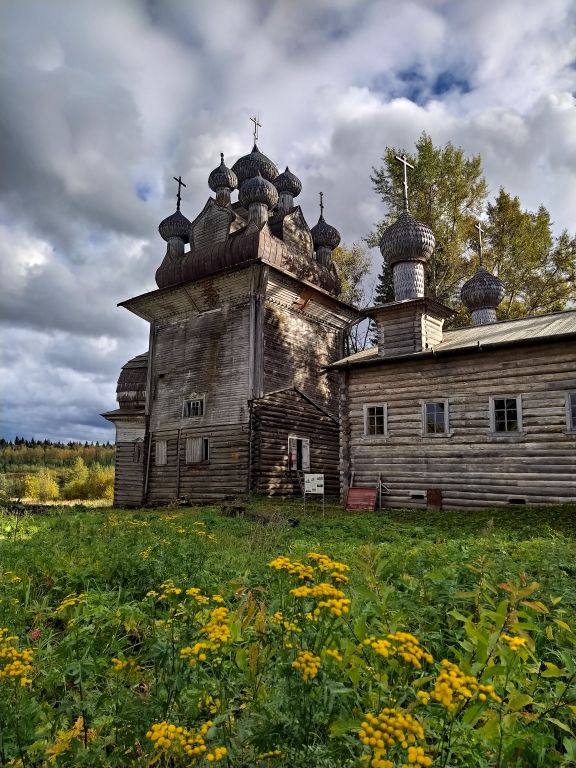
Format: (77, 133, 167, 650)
(257, 749, 283, 761)
(325, 648, 343, 662)
(427, 660, 501, 712)
(359, 708, 430, 767)
(501, 634, 528, 652)
(268, 556, 315, 580)
(292, 650, 320, 681)
(55, 593, 87, 614)
(146, 720, 221, 760)
(0, 629, 33, 686)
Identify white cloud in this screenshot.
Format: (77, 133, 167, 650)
(1, 0, 575, 440)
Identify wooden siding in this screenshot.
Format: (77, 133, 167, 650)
(114, 441, 146, 507)
(147, 426, 249, 504)
(342, 341, 576, 509)
(251, 389, 339, 496)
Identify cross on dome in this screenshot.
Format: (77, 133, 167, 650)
(319, 191, 324, 216)
(475, 220, 485, 265)
(395, 153, 414, 211)
(250, 114, 261, 143)
(173, 175, 186, 211)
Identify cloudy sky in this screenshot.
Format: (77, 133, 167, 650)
(1, 0, 575, 442)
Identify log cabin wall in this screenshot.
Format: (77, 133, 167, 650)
(114, 434, 146, 506)
(145, 269, 254, 502)
(263, 271, 345, 416)
(251, 389, 339, 496)
(343, 340, 576, 509)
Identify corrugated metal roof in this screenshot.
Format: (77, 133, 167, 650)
(330, 310, 576, 368)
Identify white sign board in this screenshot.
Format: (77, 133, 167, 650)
(304, 473, 324, 494)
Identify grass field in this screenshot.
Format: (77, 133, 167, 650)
(1, 500, 575, 767)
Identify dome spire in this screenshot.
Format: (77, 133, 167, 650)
(158, 173, 191, 258)
(311, 191, 341, 266)
(208, 152, 237, 206)
(250, 114, 261, 144)
(461, 218, 505, 326)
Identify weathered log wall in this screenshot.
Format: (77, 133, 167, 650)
(342, 341, 576, 509)
(114, 441, 146, 507)
(251, 389, 339, 496)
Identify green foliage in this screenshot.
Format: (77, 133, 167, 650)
(368, 134, 576, 324)
(62, 459, 114, 500)
(332, 242, 372, 307)
(0, 440, 115, 473)
(0, 502, 575, 767)
(368, 132, 487, 305)
(485, 189, 576, 318)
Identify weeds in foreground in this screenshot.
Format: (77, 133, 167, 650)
(0, 505, 575, 766)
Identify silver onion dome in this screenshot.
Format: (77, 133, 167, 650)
(273, 166, 302, 197)
(208, 153, 238, 193)
(311, 214, 341, 250)
(461, 266, 505, 311)
(232, 143, 279, 187)
(379, 210, 435, 266)
(238, 170, 279, 209)
(158, 209, 191, 242)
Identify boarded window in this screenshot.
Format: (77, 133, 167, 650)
(567, 392, 576, 432)
(183, 398, 205, 418)
(133, 441, 143, 463)
(490, 396, 522, 433)
(424, 401, 448, 434)
(186, 437, 209, 464)
(288, 436, 310, 471)
(155, 439, 167, 465)
(364, 404, 387, 436)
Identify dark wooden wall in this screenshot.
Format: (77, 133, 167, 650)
(114, 441, 146, 507)
(342, 340, 576, 509)
(251, 389, 339, 496)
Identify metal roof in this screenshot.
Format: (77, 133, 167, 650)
(329, 310, 576, 369)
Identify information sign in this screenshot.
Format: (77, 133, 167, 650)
(304, 474, 325, 494)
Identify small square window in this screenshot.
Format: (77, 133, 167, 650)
(364, 404, 387, 436)
(183, 398, 204, 418)
(567, 392, 576, 432)
(423, 401, 448, 434)
(186, 437, 209, 464)
(490, 396, 522, 433)
(155, 439, 167, 465)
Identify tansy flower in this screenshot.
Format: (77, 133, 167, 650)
(292, 650, 320, 681)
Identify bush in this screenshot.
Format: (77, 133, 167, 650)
(62, 458, 114, 500)
(23, 468, 59, 501)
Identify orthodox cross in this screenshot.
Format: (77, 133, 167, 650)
(250, 114, 261, 143)
(173, 175, 186, 211)
(395, 153, 414, 211)
(475, 220, 484, 265)
(319, 191, 324, 216)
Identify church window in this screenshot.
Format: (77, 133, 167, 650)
(288, 436, 310, 471)
(567, 392, 576, 432)
(155, 439, 167, 465)
(490, 396, 522, 433)
(422, 400, 449, 435)
(183, 398, 205, 418)
(186, 437, 209, 464)
(363, 404, 387, 436)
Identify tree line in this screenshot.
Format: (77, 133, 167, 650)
(0, 439, 115, 472)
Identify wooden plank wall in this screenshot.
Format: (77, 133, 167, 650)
(343, 341, 576, 509)
(147, 426, 249, 504)
(251, 390, 339, 496)
(263, 305, 341, 416)
(114, 441, 146, 507)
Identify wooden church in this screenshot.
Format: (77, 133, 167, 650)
(103, 125, 358, 506)
(330, 156, 576, 510)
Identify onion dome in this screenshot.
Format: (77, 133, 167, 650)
(238, 170, 279, 209)
(232, 143, 279, 187)
(158, 209, 191, 242)
(273, 166, 302, 198)
(461, 266, 505, 312)
(208, 153, 237, 193)
(311, 214, 341, 250)
(379, 210, 435, 266)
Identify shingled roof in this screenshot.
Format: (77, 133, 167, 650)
(329, 309, 576, 369)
